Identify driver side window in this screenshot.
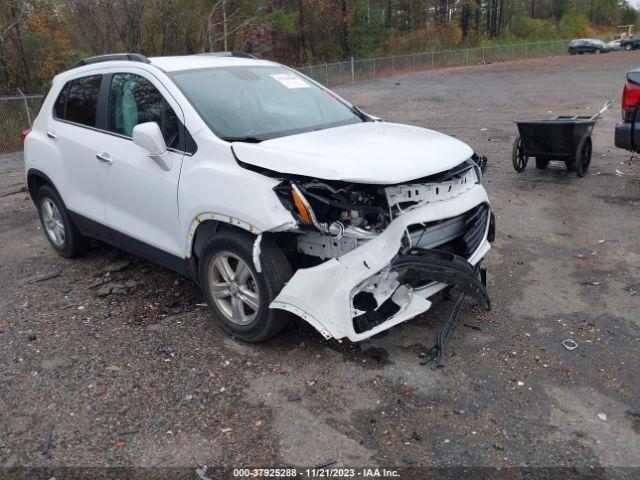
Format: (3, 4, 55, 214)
(107, 73, 181, 150)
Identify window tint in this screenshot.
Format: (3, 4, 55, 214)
(65, 75, 102, 127)
(108, 73, 181, 150)
(53, 83, 70, 119)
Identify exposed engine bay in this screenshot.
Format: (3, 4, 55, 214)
(273, 154, 489, 261)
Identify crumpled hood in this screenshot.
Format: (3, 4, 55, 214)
(232, 122, 474, 184)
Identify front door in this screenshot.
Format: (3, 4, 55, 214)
(94, 71, 186, 258)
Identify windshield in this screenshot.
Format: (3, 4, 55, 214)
(169, 66, 362, 141)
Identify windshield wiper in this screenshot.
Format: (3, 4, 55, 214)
(221, 136, 264, 143)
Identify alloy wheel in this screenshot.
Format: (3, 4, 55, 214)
(208, 252, 260, 325)
(41, 198, 65, 247)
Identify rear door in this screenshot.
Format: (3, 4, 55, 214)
(93, 69, 188, 258)
(48, 74, 106, 223)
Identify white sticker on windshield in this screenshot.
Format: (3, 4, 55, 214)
(270, 73, 310, 89)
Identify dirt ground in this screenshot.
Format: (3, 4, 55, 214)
(1, 52, 640, 478)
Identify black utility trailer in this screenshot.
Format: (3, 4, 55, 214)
(512, 102, 611, 177)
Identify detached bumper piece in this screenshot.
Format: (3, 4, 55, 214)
(352, 250, 490, 335)
(392, 250, 490, 310)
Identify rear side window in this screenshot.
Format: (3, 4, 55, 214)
(53, 83, 70, 119)
(54, 75, 102, 127)
(107, 73, 181, 150)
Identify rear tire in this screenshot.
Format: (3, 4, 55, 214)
(198, 230, 293, 342)
(535, 158, 550, 169)
(36, 185, 89, 258)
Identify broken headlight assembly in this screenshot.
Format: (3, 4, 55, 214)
(272, 153, 489, 260)
(275, 180, 389, 239)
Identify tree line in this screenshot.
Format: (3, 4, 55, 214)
(1, 0, 637, 89)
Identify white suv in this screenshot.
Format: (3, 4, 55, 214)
(23, 52, 494, 342)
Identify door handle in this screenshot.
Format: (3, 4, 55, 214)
(46, 132, 56, 140)
(96, 153, 113, 165)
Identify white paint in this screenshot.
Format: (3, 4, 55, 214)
(233, 122, 474, 184)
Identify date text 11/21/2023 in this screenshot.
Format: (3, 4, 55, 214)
(231, 467, 401, 478)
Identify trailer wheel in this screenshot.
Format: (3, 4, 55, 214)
(512, 136, 528, 172)
(575, 136, 592, 177)
(535, 158, 550, 169)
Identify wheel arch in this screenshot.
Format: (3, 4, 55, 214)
(27, 169, 59, 204)
(188, 216, 267, 280)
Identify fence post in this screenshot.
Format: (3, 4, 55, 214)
(525, 43, 528, 59)
(373, 57, 376, 78)
(392, 55, 395, 74)
(325, 63, 329, 85)
(466, 48, 469, 65)
(482, 46, 485, 64)
(17, 88, 32, 128)
(351, 56, 355, 83)
(431, 51, 434, 69)
(413, 53, 416, 72)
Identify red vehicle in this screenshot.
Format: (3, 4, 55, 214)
(615, 69, 640, 152)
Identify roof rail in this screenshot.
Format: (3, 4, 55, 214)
(69, 53, 151, 69)
(197, 51, 258, 59)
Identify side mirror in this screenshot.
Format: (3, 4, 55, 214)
(132, 122, 172, 171)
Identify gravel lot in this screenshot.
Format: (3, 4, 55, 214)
(1, 52, 640, 477)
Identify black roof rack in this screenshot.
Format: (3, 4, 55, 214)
(69, 53, 151, 70)
(197, 51, 258, 59)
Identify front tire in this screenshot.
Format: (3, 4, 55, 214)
(199, 230, 292, 342)
(626, 43, 633, 51)
(37, 185, 89, 258)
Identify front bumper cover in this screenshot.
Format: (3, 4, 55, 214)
(270, 185, 491, 341)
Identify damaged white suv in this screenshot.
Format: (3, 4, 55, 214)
(23, 52, 494, 342)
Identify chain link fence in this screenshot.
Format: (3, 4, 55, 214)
(296, 39, 572, 87)
(0, 90, 45, 155)
(0, 39, 572, 155)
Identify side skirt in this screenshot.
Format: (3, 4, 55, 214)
(68, 211, 196, 281)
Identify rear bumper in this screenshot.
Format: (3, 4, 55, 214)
(270, 185, 491, 342)
(615, 122, 636, 152)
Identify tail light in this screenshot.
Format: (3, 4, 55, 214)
(622, 80, 640, 122)
(19, 128, 31, 143)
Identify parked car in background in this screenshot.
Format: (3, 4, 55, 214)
(609, 39, 623, 51)
(620, 36, 640, 51)
(615, 68, 640, 152)
(568, 39, 611, 55)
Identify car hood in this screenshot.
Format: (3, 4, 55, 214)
(232, 122, 474, 184)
